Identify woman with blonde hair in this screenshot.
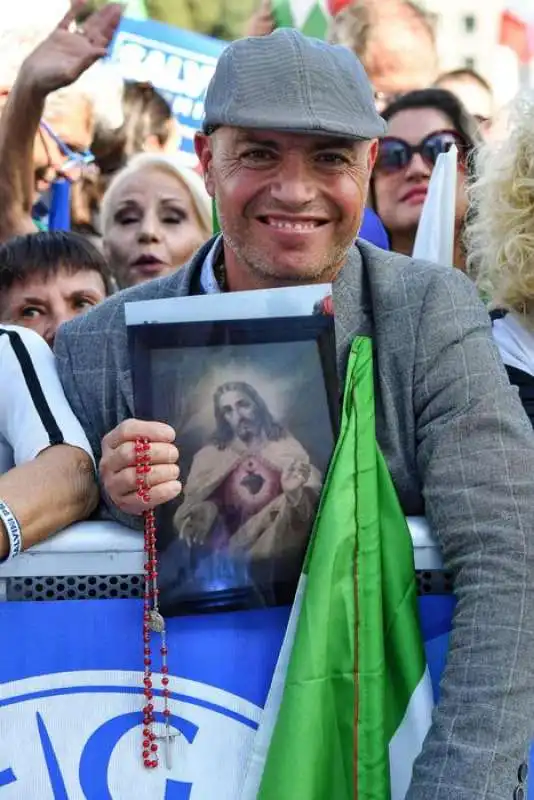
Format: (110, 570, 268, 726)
(466, 94, 534, 424)
(100, 152, 212, 288)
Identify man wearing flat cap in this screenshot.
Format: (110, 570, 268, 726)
(56, 30, 534, 799)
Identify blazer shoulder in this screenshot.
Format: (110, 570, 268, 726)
(356, 240, 480, 311)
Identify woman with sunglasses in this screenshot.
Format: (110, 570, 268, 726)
(371, 88, 480, 269)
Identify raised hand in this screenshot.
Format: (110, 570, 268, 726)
(19, 2, 122, 97)
(100, 419, 182, 516)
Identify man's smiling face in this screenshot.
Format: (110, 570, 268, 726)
(196, 127, 377, 291)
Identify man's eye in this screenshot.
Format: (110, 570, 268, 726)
(75, 298, 96, 311)
(21, 307, 43, 319)
(242, 149, 275, 163)
(317, 153, 349, 165)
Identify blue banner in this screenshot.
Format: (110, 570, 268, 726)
(0, 596, 459, 798)
(108, 18, 226, 166)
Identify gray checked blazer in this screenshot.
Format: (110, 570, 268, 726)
(55, 239, 534, 799)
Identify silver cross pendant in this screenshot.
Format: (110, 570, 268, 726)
(156, 724, 179, 770)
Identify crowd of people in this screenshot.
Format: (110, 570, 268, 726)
(2, 0, 534, 797)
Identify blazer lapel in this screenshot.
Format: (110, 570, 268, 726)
(332, 244, 373, 377)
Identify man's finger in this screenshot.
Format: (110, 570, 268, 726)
(109, 463, 180, 499)
(104, 441, 179, 474)
(119, 480, 182, 515)
(103, 419, 176, 451)
(83, 3, 123, 43)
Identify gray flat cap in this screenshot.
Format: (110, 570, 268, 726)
(203, 28, 386, 140)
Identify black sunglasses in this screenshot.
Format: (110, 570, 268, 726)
(376, 129, 466, 174)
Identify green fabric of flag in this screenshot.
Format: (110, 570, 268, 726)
(212, 198, 220, 235)
(272, 0, 330, 39)
(258, 336, 431, 799)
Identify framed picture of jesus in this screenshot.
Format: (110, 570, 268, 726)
(127, 286, 338, 616)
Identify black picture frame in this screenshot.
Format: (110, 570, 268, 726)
(129, 314, 339, 617)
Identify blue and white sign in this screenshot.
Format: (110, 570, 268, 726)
(108, 18, 226, 167)
(0, 601, 287, 798)
(0, 594, 458, 798)
(2, 515, 520, 799)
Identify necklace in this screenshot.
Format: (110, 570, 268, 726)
(135, 437, 172, 769)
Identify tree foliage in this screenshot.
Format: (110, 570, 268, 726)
(90, 0, 259, 40)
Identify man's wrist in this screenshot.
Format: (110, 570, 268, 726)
(0, 517, 8, 560)
(13, 62, 50, 105)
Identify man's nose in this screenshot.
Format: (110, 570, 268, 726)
(43, 321, 56, 348)
(46, 306, 77, 346)
(270, 153, 317, 206)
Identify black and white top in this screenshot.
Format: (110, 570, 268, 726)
(0, 325, 94, 475)
(492, 312, 534, 427)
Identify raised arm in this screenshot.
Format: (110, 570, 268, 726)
(0, 2, 122, 242)
(0, 76, 41, 239)
(0, 326, 98, 558)
(408, 269, 534, 798)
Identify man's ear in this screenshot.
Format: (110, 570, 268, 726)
(194, 132, 215, 198)
(367, 139, 379, 172)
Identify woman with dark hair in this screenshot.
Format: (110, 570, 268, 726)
(371, 88, 480, 269)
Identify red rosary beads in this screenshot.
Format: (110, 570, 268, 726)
(135, 437, 171, 770)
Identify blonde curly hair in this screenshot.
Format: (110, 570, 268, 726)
(466, 93, 534, 316)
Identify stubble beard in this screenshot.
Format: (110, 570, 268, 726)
(219, 216, 351, 287)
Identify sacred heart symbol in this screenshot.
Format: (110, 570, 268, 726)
(223, 456, 281, 517)
(240, 472, 265, 496)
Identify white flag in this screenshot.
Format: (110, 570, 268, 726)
(412, 145, 458, 268)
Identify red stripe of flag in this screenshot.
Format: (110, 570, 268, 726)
(499, 9, 533, 64)
(326, 0, 353, 16)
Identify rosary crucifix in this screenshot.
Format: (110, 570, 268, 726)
(155, 724, 180, 770)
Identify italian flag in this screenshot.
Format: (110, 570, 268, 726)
(271, 0, 352, 39)
(242, 337, 433, 800)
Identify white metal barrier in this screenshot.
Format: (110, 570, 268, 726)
(0, 517, 443, 599)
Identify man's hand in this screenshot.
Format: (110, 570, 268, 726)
(100, 419, 181, 516)
(18, 2, 122, 98)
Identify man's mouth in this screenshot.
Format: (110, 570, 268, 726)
(257, 216, 328, 232)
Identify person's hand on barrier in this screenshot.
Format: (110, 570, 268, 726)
(244, 0, 276, 37)
(100, 419, 181, 515)
(18, 2, 123, 98)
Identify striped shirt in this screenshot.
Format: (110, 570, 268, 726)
(0, 325, 93, 475)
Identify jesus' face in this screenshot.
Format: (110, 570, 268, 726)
(218, 389, 263, 444)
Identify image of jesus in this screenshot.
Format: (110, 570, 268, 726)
(173, 381, 322, 581)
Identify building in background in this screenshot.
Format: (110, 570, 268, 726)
(421, 0, 533, 104)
